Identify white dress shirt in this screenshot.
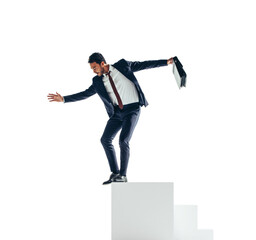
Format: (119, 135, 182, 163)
(103, 65, 139, 106)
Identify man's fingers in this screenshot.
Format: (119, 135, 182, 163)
(47, 95, 57, 101)
(48, 92, 62, 102)
(47, 95, 55, 99)
(167, 58, 173, 64)
(48, 98, 58, 102)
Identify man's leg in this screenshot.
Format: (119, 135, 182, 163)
(119, 105, 141, 176)
(101, 115, 122, 174)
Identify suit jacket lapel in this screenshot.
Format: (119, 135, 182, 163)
(112, 63, 127, 77)
(93, 75, 112, 102)
(112, 62, 136, 83)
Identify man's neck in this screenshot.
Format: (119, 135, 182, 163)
(103, 64, 110, 74)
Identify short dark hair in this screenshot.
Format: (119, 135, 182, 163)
(88, 52, 106, 64)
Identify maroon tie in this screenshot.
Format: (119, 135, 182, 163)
(106, 71, 123, 109)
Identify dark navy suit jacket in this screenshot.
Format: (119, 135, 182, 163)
(64, 58, 168, 117)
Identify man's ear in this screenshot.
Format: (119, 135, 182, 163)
(100, 61, 105, 67)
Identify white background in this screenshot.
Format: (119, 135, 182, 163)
(0, 0, 255, 240)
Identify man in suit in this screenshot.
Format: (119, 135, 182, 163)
(48, 52, 173, 184)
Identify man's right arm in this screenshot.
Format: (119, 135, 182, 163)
(63, 85, 96, 103)
(47, 85, 96, 103)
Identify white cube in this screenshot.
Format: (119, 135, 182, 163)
(112, 182, 174, 240)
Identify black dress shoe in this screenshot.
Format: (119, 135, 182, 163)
(102, 173, 119, 185)
(112, 175, 128, 183)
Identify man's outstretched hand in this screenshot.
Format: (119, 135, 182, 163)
(167, 57, 173, 65)
(47, 92, 64, 102)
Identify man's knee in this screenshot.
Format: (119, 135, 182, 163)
(119, 139, 129, 149)
(101, 136, 111, 146)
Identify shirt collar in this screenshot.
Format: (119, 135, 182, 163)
(104, 65, 114, 77)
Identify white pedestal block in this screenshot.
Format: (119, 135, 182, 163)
(112, 183, 174, 240)
(174, 205, 198, 236)
(174, 205, 213, 240)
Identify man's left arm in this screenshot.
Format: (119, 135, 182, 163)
(128, 58, 173, 72)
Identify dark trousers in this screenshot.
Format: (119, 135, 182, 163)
(100, 103, 141, 176)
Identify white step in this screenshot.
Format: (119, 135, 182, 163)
(174, 205, 213, 240)
(174, 205, 198, 235)
(112, 182, 174, 240)
(111, 182, 213, 240)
